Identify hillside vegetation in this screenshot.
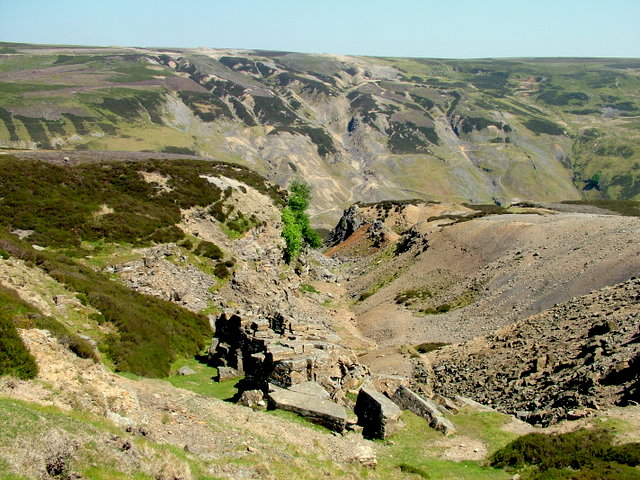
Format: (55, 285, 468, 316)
(1, 44, 639, 226)
(0, 156, 286, 377)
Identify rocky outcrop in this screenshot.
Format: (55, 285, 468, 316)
(430, 278, 640, 426)
(328, 204, 366, 246)
(354, 386, 403, 439)
(209, 309, 370, 402)
(391, 386, 456, 435)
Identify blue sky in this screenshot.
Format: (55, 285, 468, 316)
(2, 0, 639, 58)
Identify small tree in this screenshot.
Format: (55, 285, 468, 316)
(281, 180, 321, 263)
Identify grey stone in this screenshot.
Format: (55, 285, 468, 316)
(217, 366, 240, 381)
(177, 366, 197, 376)
(268, 386, 347, 432)
(354, 387, 403, 439)
(392, 386, 456, 435)
(350, 444, 377, 468)
(289, 381, 330, 399)
(238, 389, 265, 408)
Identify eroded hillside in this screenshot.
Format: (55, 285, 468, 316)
(1, 44, 640, 227)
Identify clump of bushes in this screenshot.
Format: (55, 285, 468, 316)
(194, 241, 223, 260)
(281, 180, 322, 263)
(0, 286, 38, 379)
(523, 117, 565, 136)
(491, 428, 640, 479)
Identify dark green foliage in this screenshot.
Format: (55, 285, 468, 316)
(0, 107, 19, 142)
(347, 90, 400, 127)
(230, 98, 257, 126)
(161, 146, 197, 155)
(252, 96, 298, 125)
(395, 288, 432, 305)
(177, 91, 233, 122)
(584, 173, 601, 191)
(62, 113, 90, 135)
(561, 199, 640, 217)
(386, 121, 439, 153)
(399, 463, 430, 478)
(538, 90, 590, 106)
(14, 115, 50, 148)
(459, 117, 505, 134)
(53, 55, 102, 65)
(410, 94, 435, 110)
(281, 180, 321, 263)
(491, 428, 640, 480)
(147, 225, 185, 244)
(523, 118, 565, 136)
(609, 174, 640, 199)
(414, 342, 448, 354)
(0, 286, 38, 379)
(214, 262, 230, 279)
(275, 72, 334, 95)
(469, 71, 510, 94)
(463, 203, 509, 215)
(194, 241, 223, 260)
(179, 238, 193, 250)
(595, 144, 635, 158)
(226, 211, 260, 235)
(100, 91, 165, 123)
(0, 233, 211, 377)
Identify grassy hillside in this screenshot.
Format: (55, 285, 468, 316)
(1, 44, 638, 226)
(0, 156, 284, 377)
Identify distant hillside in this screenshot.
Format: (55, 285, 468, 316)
(1, 43, 639, 225)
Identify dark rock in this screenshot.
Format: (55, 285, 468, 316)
(354, 387, 403, 439)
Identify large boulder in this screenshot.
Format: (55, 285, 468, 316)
(354, 386, 403, 439)
(268, 385, 347, 432)
(392, 386, 456, 435)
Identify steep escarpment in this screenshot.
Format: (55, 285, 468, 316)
(2, 44, 640, 226)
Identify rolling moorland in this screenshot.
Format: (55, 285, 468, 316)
(0, 43, 639, 480)
(0, 42, 639, 227)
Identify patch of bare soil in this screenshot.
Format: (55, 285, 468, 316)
(353, 212, 640, 345)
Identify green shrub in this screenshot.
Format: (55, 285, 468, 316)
(214, 262, 230, 279)
(147, 225, 185, 244)
(523, 118, 565, 136)
(491, 428, 640, 479)
(179, 239, 194, 251)
(0, 286, 38, 379)
(194, 241, 224, 260)
(281, 180, 322, 263)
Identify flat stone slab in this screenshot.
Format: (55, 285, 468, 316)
(289, 381, 330, 399)
(268, 387, 347, 432)
(392, 386, 456, 436)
